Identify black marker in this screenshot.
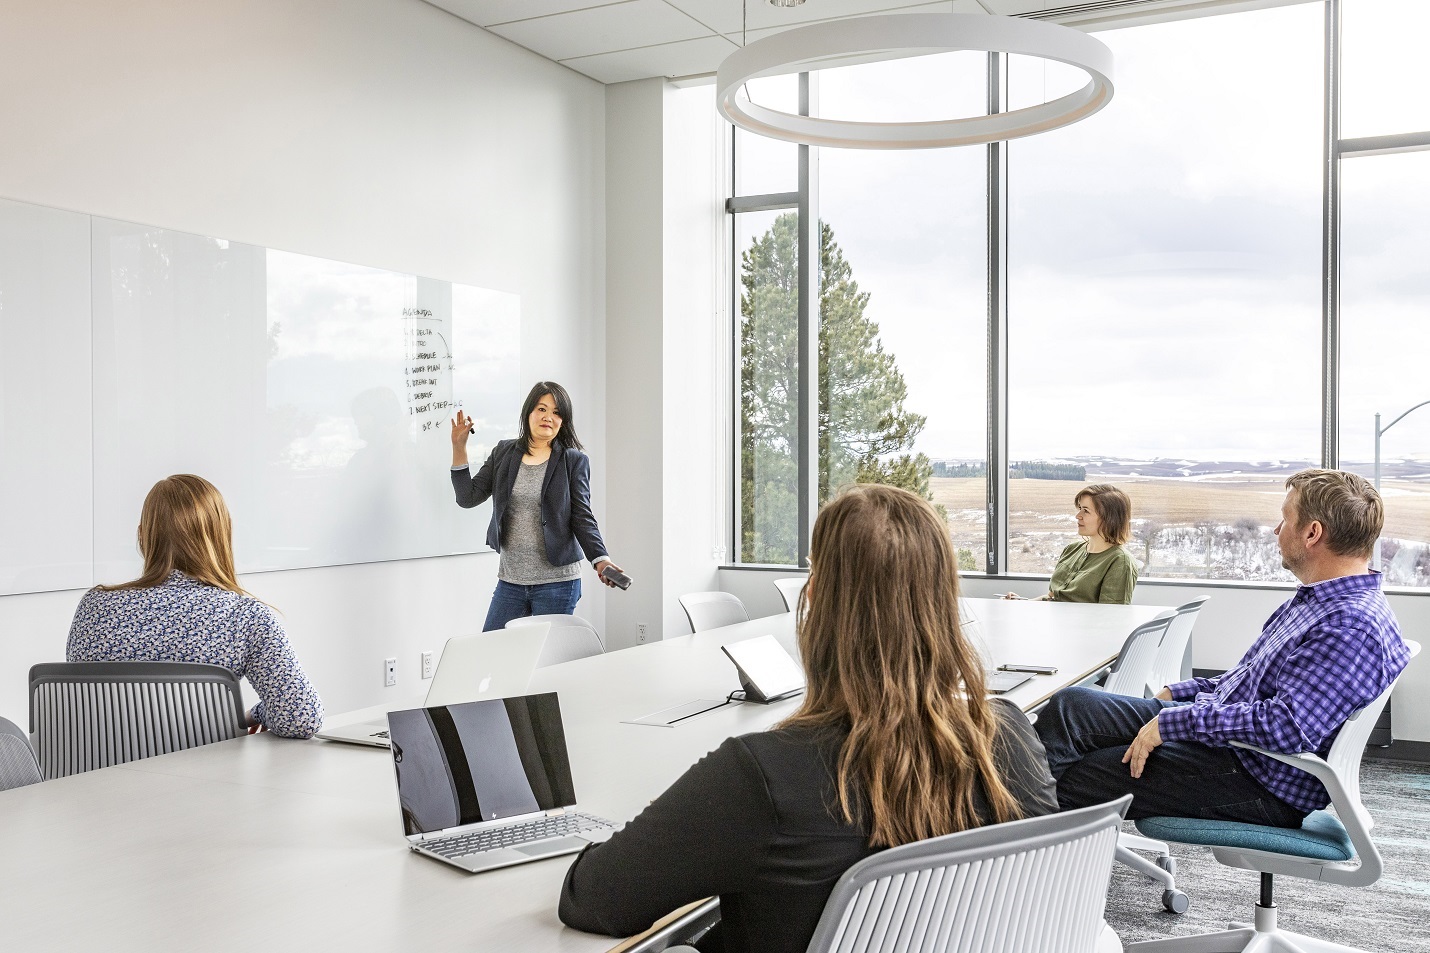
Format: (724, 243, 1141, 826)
(457, 401, 474, 434)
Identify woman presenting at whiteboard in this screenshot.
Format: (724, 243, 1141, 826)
(451, 381, 624, 632)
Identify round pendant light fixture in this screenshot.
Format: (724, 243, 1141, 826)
(716, 13, 1114, 150)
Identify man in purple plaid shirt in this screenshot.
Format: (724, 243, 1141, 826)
(1036, 469, 1410, 826)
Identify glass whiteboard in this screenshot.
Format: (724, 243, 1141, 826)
(0, 196, 521, 594)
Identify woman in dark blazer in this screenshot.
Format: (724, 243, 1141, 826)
(451, 381, 622, 631)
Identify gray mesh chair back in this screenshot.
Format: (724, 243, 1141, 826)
(806, 795, 1131, 953)
(0, 715, 43, 791)
(1147, 596, 1208, 697)
(1102, 610, 1176, 698)
(678, 591, 749, 633)
(507, 614, 606, 668)
(29, 661, 246, 780)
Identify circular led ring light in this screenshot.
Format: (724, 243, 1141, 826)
(716, 13, 1115, 150)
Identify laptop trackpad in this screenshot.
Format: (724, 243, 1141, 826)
(514, 836, 588, 857)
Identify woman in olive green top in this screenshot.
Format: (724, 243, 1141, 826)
(1004, 484, 1139, 604)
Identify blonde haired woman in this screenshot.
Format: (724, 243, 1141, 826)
(558, 485, 1056, 953)
(67, 475, 323, 739)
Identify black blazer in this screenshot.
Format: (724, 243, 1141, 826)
(451, 439, 607, 568)
(558, 700, 1058, 953)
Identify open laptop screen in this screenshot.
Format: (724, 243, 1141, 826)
(388, 693, 577, 837)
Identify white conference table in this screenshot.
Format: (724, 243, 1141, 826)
(0, 598, 1169, 952)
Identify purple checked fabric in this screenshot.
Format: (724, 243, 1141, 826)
(1158, 571, 1408, 812)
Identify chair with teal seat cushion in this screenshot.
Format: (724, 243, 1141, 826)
(1135, 811, 1354, 863)
(1126, 639, 1420, 953)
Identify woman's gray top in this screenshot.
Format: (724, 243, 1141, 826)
(499, 460, 581, 585)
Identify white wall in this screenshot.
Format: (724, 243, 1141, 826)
(660, 85, 725, 640)
(604, 80, 723, 648)
(604, 79, 667, 650)
(0, 0, 606, 721)
(720, 566, 1430, 743)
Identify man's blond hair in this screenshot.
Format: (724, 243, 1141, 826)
(1284, 469, 1383, 559)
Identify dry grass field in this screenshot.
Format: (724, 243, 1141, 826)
(929, 475, 1430, 581)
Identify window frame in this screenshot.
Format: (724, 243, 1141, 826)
(724, 0, 1430, 593)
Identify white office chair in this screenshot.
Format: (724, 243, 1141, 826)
(665, 795, 1131, 953)
(677, 591, 749, 633)
(1145, 596, 1209, 698)
(773, 576, 807, 613)
(1128, 640, 1421, 953)
(1102, 611, 1177, 698)
(1107, 595, 1212, 908)
(506, 614, 605, 668)
(1094, 611, 1191, 914)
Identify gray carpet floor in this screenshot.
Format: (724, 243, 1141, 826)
(1104, 758, 1430, 952)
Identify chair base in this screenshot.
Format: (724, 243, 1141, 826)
(1117, 836, 1188, 913)
(1127, 903, 1373, 953)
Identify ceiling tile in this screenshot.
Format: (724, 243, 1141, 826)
(666, 0, 989, 37)
(488, 0, 715, 62)
(561, 34, 741, 83)
(423, 0, 623, 28)
(728, 1, 987, 44)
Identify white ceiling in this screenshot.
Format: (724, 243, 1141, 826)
(423, 0, 1301, 85)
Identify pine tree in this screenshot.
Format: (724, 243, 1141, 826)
(740, 213, 936, 562)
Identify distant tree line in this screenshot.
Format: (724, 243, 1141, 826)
(930, 461, 1086, 481)
(1010, 462, 1086, 481)
(932, 461, 987, 478)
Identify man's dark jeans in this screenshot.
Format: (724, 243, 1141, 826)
(1035, 686, 1308, 827)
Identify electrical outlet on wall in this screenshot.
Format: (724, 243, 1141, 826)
(421, 651, 434, 680)
(637, 623, 648, 643)
(384, 657, 397, 687)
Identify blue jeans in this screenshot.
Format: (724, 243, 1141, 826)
(1035, 686, 1308, 827)
(482, 578, 582, 632)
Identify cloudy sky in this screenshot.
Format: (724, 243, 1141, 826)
(736, 0, 1430, 466)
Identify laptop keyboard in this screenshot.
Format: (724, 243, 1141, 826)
(423, 811, 612, 859)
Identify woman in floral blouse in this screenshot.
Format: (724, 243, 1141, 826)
(67, 474, 323, 738)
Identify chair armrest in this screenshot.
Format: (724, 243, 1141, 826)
(1228, 742, 1333, 783)
(604, 898, 720, 953)
(1228, 741, 1374, 841)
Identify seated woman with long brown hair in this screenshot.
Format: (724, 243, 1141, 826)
(558, 484, 1056, 953)
(67, 474, 323, 739)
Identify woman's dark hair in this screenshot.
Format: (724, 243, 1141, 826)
(1076, 484, 1132, 546)
(519, 381, 583, 453)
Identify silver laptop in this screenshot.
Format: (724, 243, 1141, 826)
(316, 623, 549, 747)
(388, 692, 616, 873)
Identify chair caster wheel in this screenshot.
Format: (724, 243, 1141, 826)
(1162, 889, 1189, 914)
(1156, 855, 1177, 876)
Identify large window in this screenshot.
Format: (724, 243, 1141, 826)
(737, 206, 800, 564)
(1339, 0, 1430, 587)
(733, 60, 988, 566)
(1007, 4, 1322, 581)
(818, 53, 989, 570)
(729, 0, 1430, 590)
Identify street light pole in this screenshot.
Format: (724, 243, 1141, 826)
(1372, 399, 1430, 571)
